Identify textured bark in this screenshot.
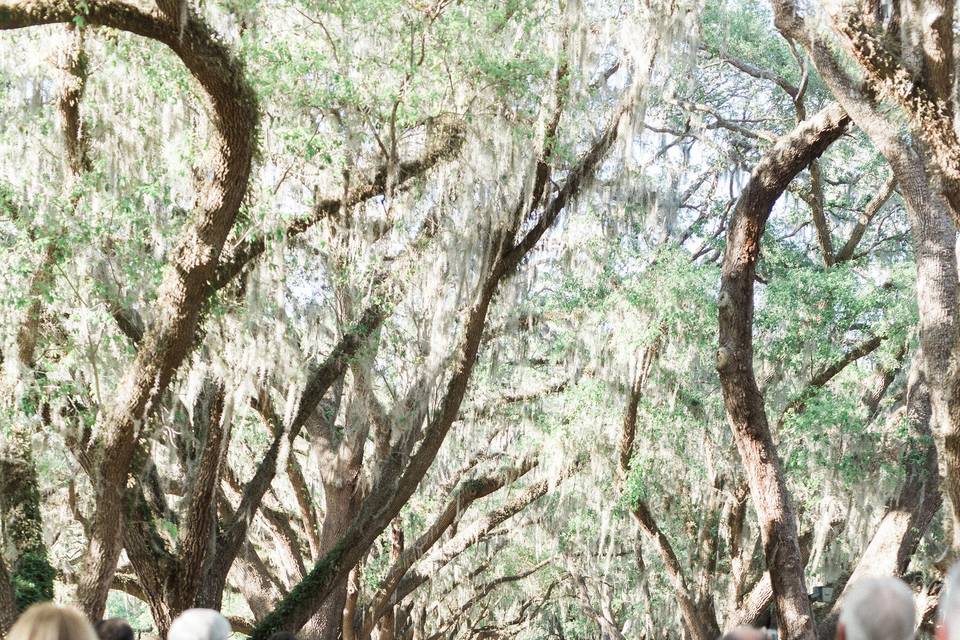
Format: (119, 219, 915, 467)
(233, 545, 286, 620)
(289, 455, 322, 562)
(726, 481, 752, 608)
(724, 530, 814, 631)
(822, 7, 960, 221)
(342, 567, 360, 640)
(376, 521, 404, 640)
(773, 0, 960, 561)
(717, 102, 850, 640)
(299, 440, 365, 640)
(816, 359, 941, 640)
(0, 556, 15, 636)
(0, 0, 260, 620)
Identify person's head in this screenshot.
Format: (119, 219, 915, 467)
(837, 577, 915, 640)
(266, 633, 297, 640)
(937, 562, 960, 640)
(94, 619, 134, 640)
(719, 627, 775, 640)
(167, 610, 231, 640)
(7, 603, 99, 640)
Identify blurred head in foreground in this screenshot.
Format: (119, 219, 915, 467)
(167, 610, 231, 640)
(8, 603, 99, 640)
(837, 576, 915, 640)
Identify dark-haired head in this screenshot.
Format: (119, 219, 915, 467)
(95, 619, 134, 640)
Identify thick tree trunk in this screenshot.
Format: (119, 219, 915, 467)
(724, 530, 814, 631)
(891, 151, 960, 556)
(300, 476, 363, 640)
(717, 102, 850, 640)
(0, 1, 260, 620)
(773, 0, 960, 562)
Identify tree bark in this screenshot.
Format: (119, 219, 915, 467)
(0, 0, 260, 620)
(377, 521, 404, 640)
(247, 65, 633, 639)
(0, 556, 15, 636)
(816, 357, 941, 639)
(299, 469, 363, 640)
(772, 0, 960, 563)
(717, 102, 850, 640)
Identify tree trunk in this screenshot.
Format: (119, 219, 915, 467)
(717, 102, 850, 640)
(342, 567, 361, 640)
(773, 0, 960, 563)
(300, 478, 363, 640)
(631, 501, 720, 640)
(816, 357, 941, 639)
(0, 553, 17, 635)
(248, 69, 633, 640)
(0, 430, 54, 612)
(377, 521, 404, 640)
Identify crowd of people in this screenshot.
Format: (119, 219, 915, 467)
(3, 607, 287, 640)
(8, 565, 960, 640)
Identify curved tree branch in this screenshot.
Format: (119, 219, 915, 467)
(716, 101, 850, 640)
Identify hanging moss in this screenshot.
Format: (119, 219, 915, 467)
(248, 539, 348, 640)
(11, 551, 55, 611)
(1, 427, 54, 611)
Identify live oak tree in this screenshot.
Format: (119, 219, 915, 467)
(0, 1, 958, 640)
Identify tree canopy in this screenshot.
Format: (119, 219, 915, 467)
(0, 0, 958, 639)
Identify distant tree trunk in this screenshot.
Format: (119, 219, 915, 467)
(342, 566, 361, 640)
(717, 102, 850, 640)
(0, 436, 55, 612)
(0, 556, 15, 635)
(377, 521, 404, 640)
(816, 357, 941, 639)
(300, 460, 364, 640)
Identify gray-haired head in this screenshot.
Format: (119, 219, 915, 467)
(837, 577, 915, 640)
(938, 562, 960, 640)
(719, 626, 772, 640)
(168, 610, 231, 640)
